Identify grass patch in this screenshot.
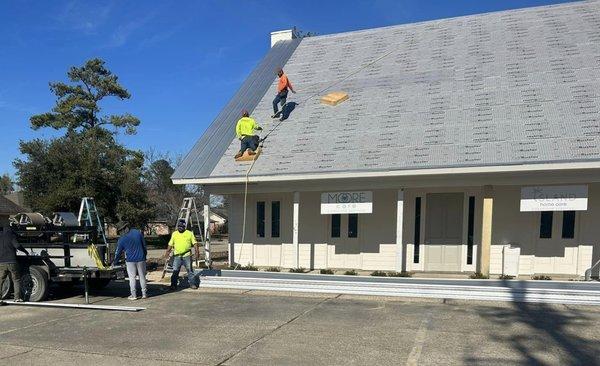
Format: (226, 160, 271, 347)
(532, 275, 552, 280)
(388, 271, 413, 277)
(265, 267, 281, 272)
(344, 269, 357, 276)
(370, 270, 388, 277)
(289, 267, 308, 273)
(469, 272, 489, 279)
(320, 269, 334, 274)
(499, 274, 515, 280)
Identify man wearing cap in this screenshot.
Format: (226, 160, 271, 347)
(112, 223, 148, 300)
(164, 220, 200, 290)
(235, 110, 262, 159)
(272, 68, 295, 120)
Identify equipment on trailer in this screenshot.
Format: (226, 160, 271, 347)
(52, 212, 80, 227)
(1, 198, 126, 302)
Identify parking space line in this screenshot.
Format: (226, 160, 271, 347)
(405, 311, 432, 366)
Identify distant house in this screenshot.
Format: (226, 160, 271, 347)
(0, 195, 24, 227)
(210, 208, 228, 235)
(4, 192, 29, 211)
(173, 1, 600, 278)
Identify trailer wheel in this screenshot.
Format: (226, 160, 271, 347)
(21, 266, 49, 302)
(1, 277, 11, 299)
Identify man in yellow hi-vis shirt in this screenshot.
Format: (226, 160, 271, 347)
(234, 110, 262, 159)
(164, 220, 200, 290)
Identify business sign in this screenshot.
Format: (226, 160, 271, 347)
(520, 185, 588, 211)
(321, 191, 373, 214)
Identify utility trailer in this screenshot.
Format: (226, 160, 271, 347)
(1, 212, 126, 302)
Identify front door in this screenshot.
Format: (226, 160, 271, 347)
(424, 193, 464, 272)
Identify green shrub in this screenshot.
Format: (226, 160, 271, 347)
(371, 270, 388, 277)
(289, 267, 307, 273)
(320, 268, 334, 274)
(236, 265, 258, 271)
(388, 271, 413, 277)
(469, 272, 489, 279)
(265, 267, 281, 272)
(344, 269, 357, 276)
(532, 275, 552, 280)
(499, 274, 514, 280)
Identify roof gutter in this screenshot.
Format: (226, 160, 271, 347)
(172, 161, 600, 185)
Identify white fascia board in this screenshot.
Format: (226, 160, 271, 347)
(171, 161, 600, 186)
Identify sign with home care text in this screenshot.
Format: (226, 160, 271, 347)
(520, 185, 588, 211)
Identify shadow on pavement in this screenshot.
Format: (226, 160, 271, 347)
(465, 279, 599, 366)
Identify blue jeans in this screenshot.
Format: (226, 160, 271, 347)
(171, 256, 196, 288)
(273, 90, 287, 115)
(239, 135, 259, 153)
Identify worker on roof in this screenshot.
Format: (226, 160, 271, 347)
(164, 220, 200, 290)
(272, 68, 295, 121)
(235, 110, 262, 159)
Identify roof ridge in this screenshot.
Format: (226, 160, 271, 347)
(305, 0, 584, 41)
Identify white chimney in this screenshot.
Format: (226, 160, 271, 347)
(270, 27, 298, 47)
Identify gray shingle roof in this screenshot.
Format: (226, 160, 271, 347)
(176, 0, 600, 182)
(172, 39, 300, 180)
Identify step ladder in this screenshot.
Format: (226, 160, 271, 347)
(162, 197, 212, 279)
(77, 197, 108, 246)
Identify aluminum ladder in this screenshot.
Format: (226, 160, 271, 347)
(77, 197, 108, 246)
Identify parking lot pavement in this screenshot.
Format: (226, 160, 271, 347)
(1, 282, 600, 365)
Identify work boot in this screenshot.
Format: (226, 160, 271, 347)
(247, 149, 256, 156)
(234, 151, 243, 159)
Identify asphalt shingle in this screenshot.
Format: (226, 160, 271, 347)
(177, 1, 600, 181)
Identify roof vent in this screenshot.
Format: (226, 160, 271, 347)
(270, 27, 298, 47)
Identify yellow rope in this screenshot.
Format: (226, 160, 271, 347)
(87, 243, 109, 270)
(235, 45, 399, 269)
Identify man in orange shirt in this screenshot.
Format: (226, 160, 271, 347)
(272, 68, 295, 120)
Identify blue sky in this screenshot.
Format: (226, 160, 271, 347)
(0, 0, 574, 176)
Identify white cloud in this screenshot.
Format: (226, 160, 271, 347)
(53, 0, 114, 34)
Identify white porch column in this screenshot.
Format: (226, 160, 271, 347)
(293, 192, 300, 268)
(396, 190, 404, 272)
(480, 186, 493, 276)
(204, 204, 211, 268)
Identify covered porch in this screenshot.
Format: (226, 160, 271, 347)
(213, 168, 600, 278)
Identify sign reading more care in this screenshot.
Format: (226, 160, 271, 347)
(321, 191, 373, 214)
(520, 185, 588, 211)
